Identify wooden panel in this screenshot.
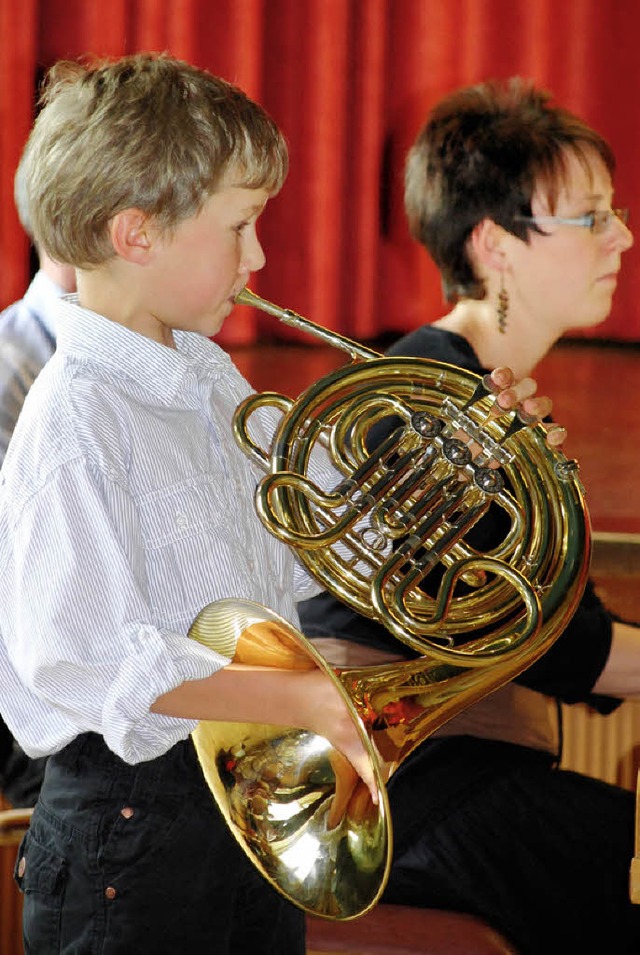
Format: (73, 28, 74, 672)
(561, 532, 640, 789)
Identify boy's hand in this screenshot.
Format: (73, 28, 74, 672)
(296, 669, 380, 807)
(486, 366, 567, 449)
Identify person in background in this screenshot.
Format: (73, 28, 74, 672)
(0, 150, 76, 807)
(0, 147, 76, 456)
(298, 78, 639, 955)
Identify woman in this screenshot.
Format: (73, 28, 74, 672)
(299, 78, 638, 955)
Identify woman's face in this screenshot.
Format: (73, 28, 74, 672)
(505, 149, 633, 335)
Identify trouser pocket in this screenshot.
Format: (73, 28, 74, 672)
(15, 828, 66, 953)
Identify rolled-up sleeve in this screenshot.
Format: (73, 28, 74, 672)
(0, 456, 230, 761)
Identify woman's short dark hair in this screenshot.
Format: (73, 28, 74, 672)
(404, 77, 615, 301)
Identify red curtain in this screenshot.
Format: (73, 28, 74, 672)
(1, 0, 639, 344)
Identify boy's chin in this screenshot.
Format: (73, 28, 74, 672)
(201, 306, 230, 338)
(207, 316, 227, 338)
(214, 299, 236, 329)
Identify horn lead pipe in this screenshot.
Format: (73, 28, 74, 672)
(235, 287, 380, 362)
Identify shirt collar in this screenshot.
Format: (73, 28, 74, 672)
(56, 295, 237, 406)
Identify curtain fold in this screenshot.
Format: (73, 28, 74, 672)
(0, 0, 38, 303)
(1, 0, 639, 342)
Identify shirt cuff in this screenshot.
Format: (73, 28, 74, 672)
(102, 624, 230, 763)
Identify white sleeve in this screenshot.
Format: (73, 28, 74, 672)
(0, 457, 230, 763)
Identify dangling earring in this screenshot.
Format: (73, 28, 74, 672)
(497, 273, 509, 334)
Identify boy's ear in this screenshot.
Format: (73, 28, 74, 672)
(109, 209, 155, 263)
(469, 218, 508, 271)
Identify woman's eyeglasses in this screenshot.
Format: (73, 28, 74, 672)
(514, 208, 629, 235)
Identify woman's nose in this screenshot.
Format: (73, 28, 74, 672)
(613, 215, 634, 251)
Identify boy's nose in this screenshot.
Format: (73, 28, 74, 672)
(245, 234, 266, 272)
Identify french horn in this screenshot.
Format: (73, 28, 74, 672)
(189, 288, 591, 920)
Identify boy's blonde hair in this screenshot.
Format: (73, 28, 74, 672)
(21, 53, 289, 267)
(13, 145, 34, 241)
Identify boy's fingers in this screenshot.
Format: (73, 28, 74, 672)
(493, 377, 538, 411)
(346, 744, 379, 805)
(487, 367, 515, 392)
(545, 424, 567, 448)
(483, 369, 568, 454)
(520, 395, 553, 419)
(486, 372, 558, 429)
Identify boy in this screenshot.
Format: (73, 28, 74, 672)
(0, 52, 378, 954)
(0, 54, 552, 953)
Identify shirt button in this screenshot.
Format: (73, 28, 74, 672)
(105, 886, 117, 900)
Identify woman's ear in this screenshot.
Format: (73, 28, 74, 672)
(469, 218, 508, 272)
(109, 209, 155, 264)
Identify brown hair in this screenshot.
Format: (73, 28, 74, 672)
(405, 77, 615, 301)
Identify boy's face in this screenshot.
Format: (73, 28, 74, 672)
(142, 184, 270, 342)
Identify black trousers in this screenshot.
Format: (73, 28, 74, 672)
(384, 736, 640, 955)
(15, 733, 304, 954)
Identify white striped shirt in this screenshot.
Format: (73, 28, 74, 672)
(0, 297, 320, 764)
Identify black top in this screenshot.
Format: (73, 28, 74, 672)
(298, 325, 620, 712)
